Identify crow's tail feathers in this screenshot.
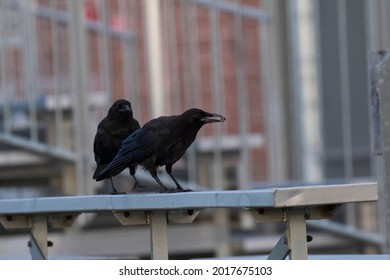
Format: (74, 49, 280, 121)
(95, 128, 156, 181)
(93, 165, 105, 180)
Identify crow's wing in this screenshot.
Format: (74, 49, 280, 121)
(95, 127, 169, 181)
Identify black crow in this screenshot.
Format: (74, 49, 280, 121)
(95, 108, 225, 192)
(93, 99, 140, 194)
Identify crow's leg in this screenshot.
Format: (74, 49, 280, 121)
(109, 178, 125, 195)
(150, 169, 169, 192)
(129, 166, 143, 190)
(165, 165, 192, 192)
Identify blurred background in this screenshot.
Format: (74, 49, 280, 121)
(0, 0, 388, 259)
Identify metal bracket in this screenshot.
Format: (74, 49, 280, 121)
(112, 209, 200, 259)
(0, 214, 79, 229)
(113, 209, 200, 225)
(250, 206, 331, 260)
(250, 205, 340, 223)
(0, 213, 79, 260)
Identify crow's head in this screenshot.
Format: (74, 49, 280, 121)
(108, 99, 133, 119)
(184, 108, 226, 127)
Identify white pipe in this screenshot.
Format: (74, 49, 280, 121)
(144, 0, 165, 118)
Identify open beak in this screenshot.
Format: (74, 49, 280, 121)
(202, 113, 226, 123)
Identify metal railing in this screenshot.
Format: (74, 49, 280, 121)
(0, 0, 386, 258)
(0, 183, 379, 259)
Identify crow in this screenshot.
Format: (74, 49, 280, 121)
(95, 108, 225, 192)
(93, 99, 140, 194)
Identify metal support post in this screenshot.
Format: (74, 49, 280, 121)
(286, 210, 308, 260)
(144, 0, 165, 118)
(29, 216, 49, 260)
(370, 50, 390, 254)
(68, 0, 92, 195)
(149, 211, 168, 260)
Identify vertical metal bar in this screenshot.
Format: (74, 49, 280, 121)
(180, 1, 193, 109)
(128, 0, 141, 111)
(210, 1, 224, 190)
(288, 0, 323, 183)
(337, 0, 356, 228)
(210, 0, 229, 257)
(0, 0, 11, 134)
(99, 0, 113, 104)
(287, 210, 308, 260)
(188, 4, 202, 108)
(338, 0, 353, 180)
(364, 1, 383, 194)
(21, 1, 39, 141)
(149, 211, 168, 260)
(50, 0, 65, 148)
(234, 13, 251, 189)
(371, 51, 389, 253)
(375, 52, 390, 255)
(260, 0, 295, 183)
(144, 0, 165, 118)
(29, 216, 48, 260)
(165, 0, 181, 114)
(187, 4, 203, 184)
(69, 0, 92, 195)
(366, 0, 390, 50)
(288, 0, 301, 181)
(312, 0, 326, 179)
(180, 1, 198, 183)
(119, 0, 131, 101)
(29, 0, 39, 142)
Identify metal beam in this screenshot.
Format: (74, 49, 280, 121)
(0, 133, 76, 162)
(307, 220, 384, 246)
(267, 231, 290, 260)
(273, 183, 378, 207)
(0, 183, 378, 215)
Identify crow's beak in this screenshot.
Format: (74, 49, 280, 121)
(120, 104, 132, 113)
(202, 113, 226, 123)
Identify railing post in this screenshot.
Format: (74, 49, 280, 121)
(29, 216, 49, 260)
(286, 210, 308, 260)
(149, 211, 168, 260)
